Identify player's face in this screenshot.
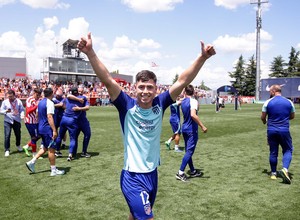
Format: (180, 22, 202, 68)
(33, 92, 41, 100)
(136, 79, 157, 109)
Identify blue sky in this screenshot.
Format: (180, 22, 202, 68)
(0, 0, 299, 89)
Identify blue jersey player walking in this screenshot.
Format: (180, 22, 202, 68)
(261, 84, 295, 184)
(25, 88, 65, 176)
(176, 85, 207, 182)
(78, 32, 216, 220)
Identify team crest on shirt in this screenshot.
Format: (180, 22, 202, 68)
(144, 203, 152, 215)
(152, 105, 160, 115)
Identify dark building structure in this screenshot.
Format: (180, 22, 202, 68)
(41, 39, 133, 85)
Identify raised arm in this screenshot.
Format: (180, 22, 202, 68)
(77, 32, 121, 101)
(169, 41, 216, 101)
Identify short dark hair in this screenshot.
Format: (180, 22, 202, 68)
(43, 88, 53, 98)
(70, 87, 79, 95)
(136, 70, 157, 83)
(7, 90, 15, 96)
(34, 88, 42, 95)
(185, 85, 194, 96)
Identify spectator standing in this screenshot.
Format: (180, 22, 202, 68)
(0, 90, 25, 157)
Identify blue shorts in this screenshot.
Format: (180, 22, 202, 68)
(120, 169, 158, 219)
(25, 123, 39, 139)
(170, 120, 181, 135)
(40, 133, 56, 149)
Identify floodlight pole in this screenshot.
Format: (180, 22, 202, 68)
(250, 0, 268, 101)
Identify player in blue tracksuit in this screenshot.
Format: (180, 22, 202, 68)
(67, 87, 91, 158)
(55, 87, 86, 161)
(78, 32, 215, 219)
(261, 84, 295, 184)
(52, 89, 66, 156)
(176, 85, 207, 182)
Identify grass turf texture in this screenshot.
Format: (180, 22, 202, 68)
(0, 104, 299, 219)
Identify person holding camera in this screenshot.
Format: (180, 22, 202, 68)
(0, 89, 25, 157)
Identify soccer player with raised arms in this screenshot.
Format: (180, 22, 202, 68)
(78, 32, 215, 220)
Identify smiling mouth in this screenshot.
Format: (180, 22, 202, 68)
(141, 93, 151, 98)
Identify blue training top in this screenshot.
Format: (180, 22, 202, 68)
(262, 95, 295, 132)
(181, 97, 198, 133)
(38, 98, 55, 135)
(170, 102, 180, 123)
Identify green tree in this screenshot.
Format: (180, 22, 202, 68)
(198, 80, 211, 90)
(294, 61, 300, 76)
(172, 73, 179, 84)
(244, 55, 256, 96)
(229, 55, 246, 95)
(269, 55, 287, 77)
(287, 46, 300, 77)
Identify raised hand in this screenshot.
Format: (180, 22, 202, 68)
(201, 41, 216, 59)
(77, 32, 93, 55)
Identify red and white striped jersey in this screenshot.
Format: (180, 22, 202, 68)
(25, 96, 39, 124)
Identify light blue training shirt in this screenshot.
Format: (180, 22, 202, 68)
(112, 90, 173, 173)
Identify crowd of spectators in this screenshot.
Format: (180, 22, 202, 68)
(0, 77, 214, 106)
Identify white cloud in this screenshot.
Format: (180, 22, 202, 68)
(0, 31, 29, 56)
(214, 0, 249, 10)
(139, 39, 161, 49)
(121, 0, 183, 13)
(113, 35, 137, 48)
(140, 51, 162, 60)
(44, 16, 59, 30)
(199, 66, 232, 90)
(20, 0, 70, 9)
(33, 27, 57, 58)
(297, 43, 300, 49)
(213, 30, 272, 53)
(98, 35, 162, 62)
(0, 0, 15, 7)
(59, 17, 89, 43)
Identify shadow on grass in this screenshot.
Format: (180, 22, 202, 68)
(28, 166, 72, 175)
(262, 168, 294, 184)
(55, 151, 100, 160)
(186, 168, 211, 179)
(74, 151, 100, 158)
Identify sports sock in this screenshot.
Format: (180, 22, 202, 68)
(31, 158, 37, 164)
(51, 165, 56, 171)
(178, 170, 184, 175)
(283, 168, 288, 172)
(175, 145, 179, 150)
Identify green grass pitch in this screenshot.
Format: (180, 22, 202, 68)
(0, 103, 299, 219)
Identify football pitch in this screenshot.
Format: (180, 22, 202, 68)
(1, 103, 299, 220)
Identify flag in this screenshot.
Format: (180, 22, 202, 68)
(151, 62, 158, 67)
